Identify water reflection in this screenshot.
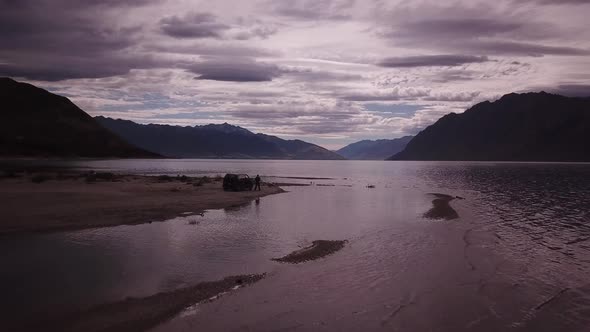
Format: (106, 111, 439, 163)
(1, 160, 589, 330)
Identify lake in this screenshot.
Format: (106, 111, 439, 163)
(1, 159, 589, 331)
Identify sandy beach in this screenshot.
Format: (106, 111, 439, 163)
(0, 171, 284, 234)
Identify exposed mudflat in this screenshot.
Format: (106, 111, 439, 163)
(424, 193, 459, 220)
(272, 240, 346, 263)
(28, 274, 264, 332)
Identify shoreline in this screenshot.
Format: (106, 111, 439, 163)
(0, 171, 284, 235)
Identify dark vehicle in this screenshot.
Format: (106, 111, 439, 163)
(223, 173, 254, 191)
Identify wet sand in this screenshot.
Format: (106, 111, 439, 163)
(272, 240, 347, 263)
(0, 172, 284, 234)
(423, 193, 459, 220)
(26, 274, 264, 332)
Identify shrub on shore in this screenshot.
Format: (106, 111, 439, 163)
(85, 171, 116, 183)
(31, 174, 51, 183)
(0, 170, 21, 179)
(193, 176, 212, 187)
(157, 175, 173, 182)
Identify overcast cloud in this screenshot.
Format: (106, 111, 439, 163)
(1, 0, 589, 149)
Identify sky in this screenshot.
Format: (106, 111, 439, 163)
(1, 0, 589, 149)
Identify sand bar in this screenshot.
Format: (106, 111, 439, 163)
(0, 171, 284, 234)
(272, 240, 347, 263)
(423, 193, 459, 220)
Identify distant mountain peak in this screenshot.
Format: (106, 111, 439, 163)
(337, 136, 413, 160)
(96, 116, 344, 160)
(199, 122, 253, 135)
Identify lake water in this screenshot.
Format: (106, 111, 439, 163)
(1, 160, 590, 331)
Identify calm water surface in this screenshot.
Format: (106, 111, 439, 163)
(1, 160, 589, 331)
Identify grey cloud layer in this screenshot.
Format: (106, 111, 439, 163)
(376, 3, 590, 57)
(0, 0, 153, 80)
(1, 0, 588, 145)
(269, 0, 356, 20)
(188, 58, 282, 82)
(160, 12, 230, 39)
(377, 55, 490, 68)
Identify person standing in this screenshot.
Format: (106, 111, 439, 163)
(254, 174, 261, 191)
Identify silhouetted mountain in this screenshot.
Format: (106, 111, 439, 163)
(96, 117, 345, 160)
(337, 136, 413, 160)
(0, 77, 158, 158)
(390, 92, 590, 161)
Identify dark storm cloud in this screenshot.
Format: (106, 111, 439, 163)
(0, 0, 159, 80)
(377, 55, 490, 68)
(188, 58, 282, 82)
(0, 55, 162, 81)
(0, 0, 158, 7)
(269, 0, 355, 20)
(466, 41, 590, 56)
(524, 0, 590, 4)
(377, 5, 590, 57)
(159, 12, 230, 39)
(282, 68, 363, 81)
(143, 42, 279, 57)
(382, 17, 554, 43)
(394, 18, 522, 39)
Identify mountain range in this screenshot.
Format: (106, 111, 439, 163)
(390, 92, 590, 161)
(2, 77, 589, 162)
(96, 117, 344, 160)
(0, 77, 157, 158)
(337, 136, 413, 160)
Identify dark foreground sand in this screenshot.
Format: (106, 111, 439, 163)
(423, 193, 459, 220)
(0, 171, 284, 234)
(25, 274, 265, 332)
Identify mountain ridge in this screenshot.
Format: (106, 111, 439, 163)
(0, 77, 158, 158)
(96, 116, 345, 160)
(389, 92, 590, 161)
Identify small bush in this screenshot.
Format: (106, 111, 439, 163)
(31, 174, 51, 183)
(95, 172, 115, 181)
(85, 173, 96, 183)
(0, 170, 19, 179)
(157, 175, 172, 182)
(192, 176, 212, 187)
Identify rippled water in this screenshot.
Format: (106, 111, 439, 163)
(1, 160, 589, 331)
